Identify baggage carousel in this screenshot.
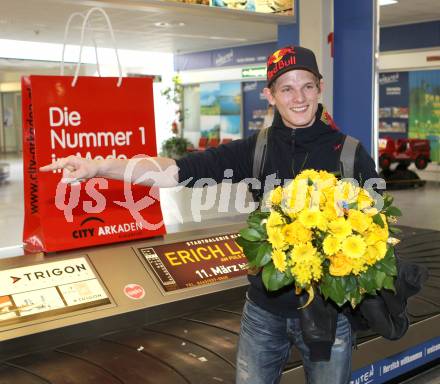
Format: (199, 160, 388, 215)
(0, 224, 438, 384)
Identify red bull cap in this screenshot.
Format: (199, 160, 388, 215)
(267, 45, 322, 87)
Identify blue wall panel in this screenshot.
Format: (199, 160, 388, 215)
(277, 0, 299, 47)
(381, 21, 440, 52)
(278, 23, 299, 48)
(334, 0, 374, 153)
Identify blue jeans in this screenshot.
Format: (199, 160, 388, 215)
(236, 297, 352, 384)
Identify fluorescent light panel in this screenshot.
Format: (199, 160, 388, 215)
(0, 38, 173, 74)
(379, 0, 398, 6)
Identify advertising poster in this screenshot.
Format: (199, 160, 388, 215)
(0, 257, 110, 326)
(171, 0, 209, 4)
(176, 42, 275, 71)
(349, 336, 440, 384)
(242, 81, 269, 138)
(200, 82, 221, 139)
(378, 72, 409, 139)
(210, 0, 256, 12)
(219, 82, 242, 140)
(138, 233, 248, 291)
(200, 82, 241, 140)
(409, 70, 440, 162)
(255, 0, 293, 14)
(210, 0, 293, 14)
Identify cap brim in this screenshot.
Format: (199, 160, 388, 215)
(267, 66, 322, 87)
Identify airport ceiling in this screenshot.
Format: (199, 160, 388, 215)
(0, 0, 439, 54)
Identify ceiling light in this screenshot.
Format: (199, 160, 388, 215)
(379, 0, 398, 6)
(154, 21, 185, 28)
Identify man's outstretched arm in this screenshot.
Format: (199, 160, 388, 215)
(40, 155, 179, 188)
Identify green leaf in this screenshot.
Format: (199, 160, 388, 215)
(383, 275, 396, 292)
(348, 289, 363, 308)
(389, 226, 402, 235)
(235, 237, 263, 266)
(372, 213, 385, 228)
(374, 270, 387, 288)
(378, 247, 398, 276)
(383, 194, 394, 209)
(345, 275, 357, 293)
(247, 210, 269, 228)
(239, 228, 264, 242)
(326, 275, 347, 306)
(358, 268, 378, 294)
(255, 243, 273, 267)
(385, 206, 402, 217)
(320, 284, 330, 300)
(262, 263, 294, 291)
(347, 202, 358, 210)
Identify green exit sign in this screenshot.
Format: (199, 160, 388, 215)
(242, 66, 266, 78)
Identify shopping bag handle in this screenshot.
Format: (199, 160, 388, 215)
(72, 7, 123, 88)
(61, 12, 101, 77)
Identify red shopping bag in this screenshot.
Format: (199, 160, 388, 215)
(22, 75, 166, 252)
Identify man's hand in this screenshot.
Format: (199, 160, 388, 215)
(40, 155, 99, 183)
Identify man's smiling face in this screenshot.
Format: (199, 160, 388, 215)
(264, 69, 323, 129)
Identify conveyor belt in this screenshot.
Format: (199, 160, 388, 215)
(0, 226, 438, 384)
(356, 225, 440, 345)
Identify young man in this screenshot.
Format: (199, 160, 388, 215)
(41, 46, 379, 384)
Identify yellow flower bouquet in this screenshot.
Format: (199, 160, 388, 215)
(236, 169, 402, 308)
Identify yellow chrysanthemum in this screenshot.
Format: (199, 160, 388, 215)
(272, 248, 287, 272)
(267, 211, 285, 228)
(368, 222, 389, 242)
(328, 217, 352, 239)
(291, 242, 317, 260)
(316, 214, 328, 231)
(290, 247, 322, 286)
(298, 208, 321, 229)
(282, 221, 312, 246)
(322, 202, 339, 221)
(318, 170, 338, 185)
(357, 189, 373, 210)
(317, 184, 336, 209)
(336, 181, 359, 204)
(267, 227, 288, 250)
(364, 247, 374, 264)
(328, 253, 352, 276)
(348, 209, 372, 234)
(350, 257, 369, 275)
(323, 235, 341, 256)
(313, 177, 337, 203)
(284, 180, 309, 215)
(342, 235, 367, 259)
(269, 186, 283, 206)
(366, 241, 387, 263)
(363, 207, 379, 216)
(296, 169, 320, 181)
(375, 241, 387, 259)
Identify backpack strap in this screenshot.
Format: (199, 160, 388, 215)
(339, 135, 359, 178)
(251, 127, 270, 202)
(253, 127, 270, 179)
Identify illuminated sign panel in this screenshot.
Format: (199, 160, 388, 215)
(242, 66, 266, 78)
(138, 233, 248, 291)
(0, 257, 110, 325)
